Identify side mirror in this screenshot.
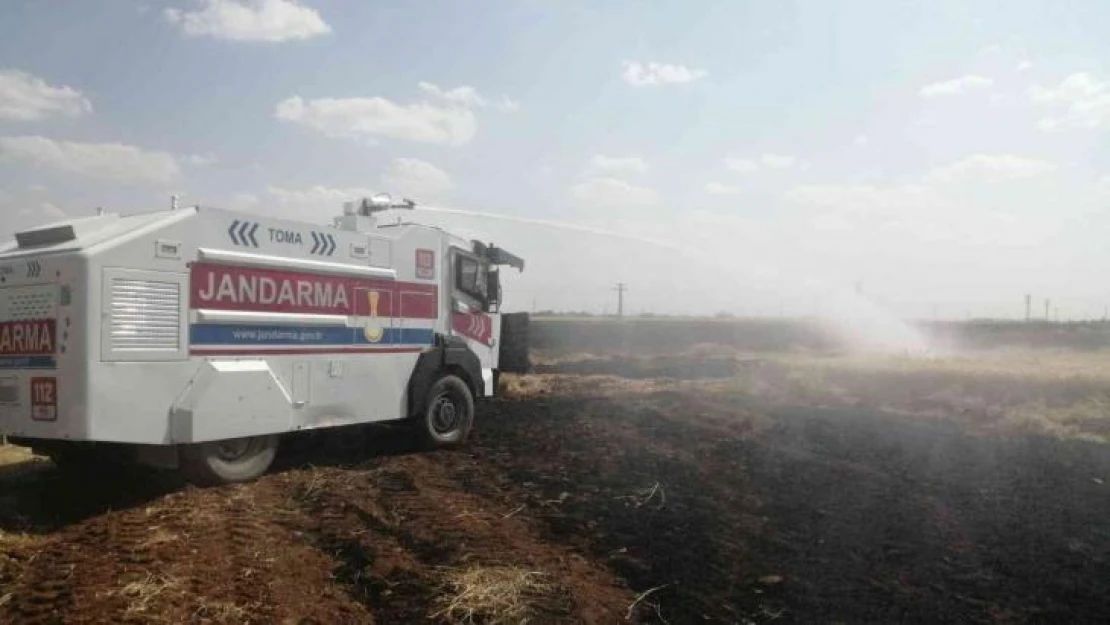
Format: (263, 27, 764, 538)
(486, 270, 501, 312)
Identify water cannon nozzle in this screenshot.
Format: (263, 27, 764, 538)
(354, 193, 418, 215)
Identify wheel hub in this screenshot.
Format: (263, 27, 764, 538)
(431, 395, 460, 434)
(215, 438, 252, 461)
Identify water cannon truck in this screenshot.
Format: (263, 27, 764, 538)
(0, 194, 524, 484)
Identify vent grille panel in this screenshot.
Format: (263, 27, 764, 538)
(109, 279, 181, 351)
(0, 285, 57, 321)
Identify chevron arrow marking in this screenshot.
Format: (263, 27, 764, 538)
(228, 220, 242, 245)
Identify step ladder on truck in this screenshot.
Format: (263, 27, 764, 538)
(0, 194, 524, 485)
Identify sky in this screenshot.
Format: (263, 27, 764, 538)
(2, 0, 1110, 320)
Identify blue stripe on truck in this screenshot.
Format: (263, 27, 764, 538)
(0, 356, 57, 369)
(189, 324, 435, 347)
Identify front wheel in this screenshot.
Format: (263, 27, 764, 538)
(179, 435, 278, 486)
(416, 375, 475, 448)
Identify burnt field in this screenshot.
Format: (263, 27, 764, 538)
(3, 320, 1110, 623)
(529, 315, 1110, 354)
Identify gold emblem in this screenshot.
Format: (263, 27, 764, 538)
(363, 291, 384, 343)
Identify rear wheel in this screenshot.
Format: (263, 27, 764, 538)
(180, 435, 278, 486)
(416, 374, 475, 448)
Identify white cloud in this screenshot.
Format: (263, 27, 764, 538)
(786, 184, 939, 215)
(380, 157, 453, 199)
(726, 154, 796, 173)
(1030, 73, 1103, 103)
(0, 136, 180, 183)
(34, 201, 66, 221)
(274, 95, 477, 146)
(704, 182, 743, 195)
(417, 81, 519, 113)
(0, 69, 92, 121)
(854, 135, 869, 146)
(418, 82, 486, 108)
(919, 75, 993, 97)
(496, 96, 522, 113)
(783, 180, 1057, 254)
(183, 152, 219, 166)
(0, 190, 69, 242)
(622, 61, 707, 87)
(569, 177, 659, 209)
(589, 154, 648, 174)
(760, 153, 796, 169)
(267, 159, 453, 211)
(1016, 61, 1033, 72)
(787, 154, 1063, 244)
(725, 158, 758, 173)
(1029, 73, 1110, 130)
(417, 81, 520, 113)
(268, 184, 375, 207)
(165, 0, 330, 42)
(225, 192, 260, 209)
(923, 153, 1058, 184)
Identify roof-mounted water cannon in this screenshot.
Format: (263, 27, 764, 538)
(352, 193, 416, 215)
(336, 192, 416, 231)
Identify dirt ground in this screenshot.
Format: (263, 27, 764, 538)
(3, 352, 1110, 623)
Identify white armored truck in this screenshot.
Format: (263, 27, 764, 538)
(0, 195, 523, 484)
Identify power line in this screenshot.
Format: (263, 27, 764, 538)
(613, 282, 628, 318)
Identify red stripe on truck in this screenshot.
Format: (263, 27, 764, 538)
(451, 310, 493, 345)
(190, 263, 438, 319)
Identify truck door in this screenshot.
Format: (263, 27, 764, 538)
(449, 250, 497, 395)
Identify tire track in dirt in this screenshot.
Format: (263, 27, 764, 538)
(2, 493, 195, 624)
(281, 458, 634, 624)
(171, 482, 371, 625)
(6, 538, 76, 624)
(191, 490, 279, 624)
(382, 455, 637, 624)
(1, 476, 376, 624)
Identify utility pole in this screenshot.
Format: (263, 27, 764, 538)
(613, 283, 627, 318)
(1025, 294, 1032, 322)
(1045, 298, 1051, 322)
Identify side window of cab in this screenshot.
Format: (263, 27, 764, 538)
(455, 254, 487, 303)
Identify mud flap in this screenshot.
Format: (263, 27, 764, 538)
(498, 312, 533, 373)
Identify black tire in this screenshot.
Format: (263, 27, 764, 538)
(180, 435, 278, 486)
(416, 374, 475, 448)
